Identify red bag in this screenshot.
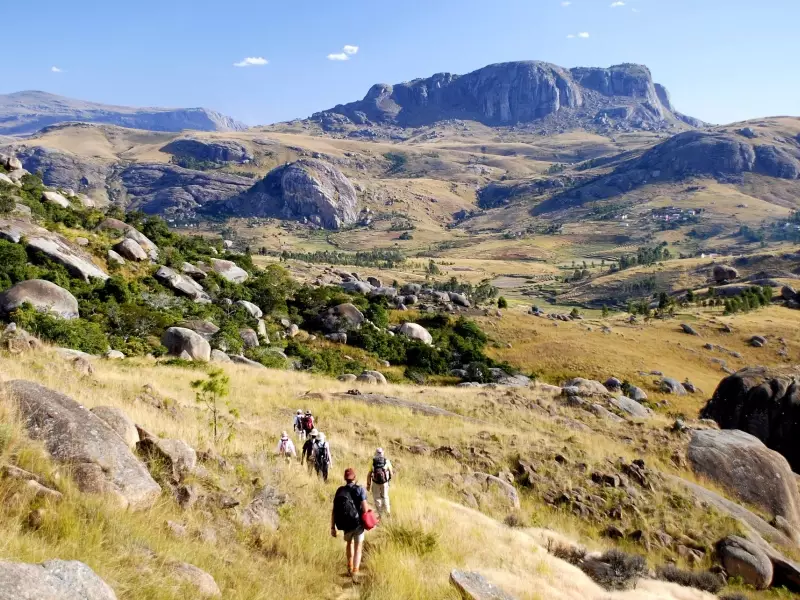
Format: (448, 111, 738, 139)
(361, 509, 378, 531)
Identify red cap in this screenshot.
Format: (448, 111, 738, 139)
(344, 468, 356, 482)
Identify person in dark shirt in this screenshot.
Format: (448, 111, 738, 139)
(331, 468, 369, 578)
(300, 429, 318, 474)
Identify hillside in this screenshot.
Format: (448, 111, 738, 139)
(3, 148, 800, 599)
(0, 91, 247, 136)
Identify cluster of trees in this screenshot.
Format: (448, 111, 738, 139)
(614, 243, 671, 271)
(273, 249, 406, 268)
(429, 276, 498, 305)
(723, 286, 773, 315)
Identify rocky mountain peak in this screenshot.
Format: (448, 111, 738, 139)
(313, 60, 694, 131)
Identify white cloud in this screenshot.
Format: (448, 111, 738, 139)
(328, 45, 359, 61)
(233, 57, 268, 68)
(561, 1, 571, 6)
(51, 66, 62, 73)
(578, 31, 590, 38)
(610, 1, 625, 6)
(566, 34, 576, 38)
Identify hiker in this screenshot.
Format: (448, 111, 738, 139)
(301, 428, 318, 473)
(366, 447, 393, 517)
(301, 410, 315, 440)
(293, 409, 304, 441)
(276, 431, 296, 464)
(314, 432, 332, 482)
(331, 468, 369, 578)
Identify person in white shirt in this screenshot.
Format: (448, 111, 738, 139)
(366, 448, 393, 517)
(276, 431, 297, 464)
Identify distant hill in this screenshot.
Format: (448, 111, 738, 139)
(311, 61, 704, 134)
(0, 90, 247, 135)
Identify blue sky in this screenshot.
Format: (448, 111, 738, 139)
(4, 0, 799, 126)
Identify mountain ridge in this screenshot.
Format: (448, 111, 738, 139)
(311, 60, 702, 132)
(0, 90, 247, 136)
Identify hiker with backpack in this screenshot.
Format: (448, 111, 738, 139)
(275, 431, 296, 464)
(301, 428, 318, 473)
(301, 410, 315, 440)
(366, 447, 393, 517)
(314, 432, 332, 482)
(293, 409, 304, 441)
(331, 468, 375, 579)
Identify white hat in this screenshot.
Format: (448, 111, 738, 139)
(376, 447, 384, 455)
(296, 409, 302, 414)
(281, 431, 288, 439)
(310, 428, 319, 437)
(317, 432, 326, 442)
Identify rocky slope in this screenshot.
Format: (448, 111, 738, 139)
(0, 91, 247, 136)
(312, 61, 697, 131)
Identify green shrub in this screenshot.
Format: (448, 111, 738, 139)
(11, 305, 108, 354)
(497, 296, 508, 309)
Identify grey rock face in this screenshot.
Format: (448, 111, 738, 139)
(120, 163, 252, 216)
(450, 570, 517, 600)
(717, 536, 773, 589)
(397, 322, 433, 345)
(0, 218, 108, 282)
(0, 90, 246, 135)
(0, 279, 79, 319)
(113, 238, 148, 261)
(41, 190, 70, 208)
(1, 380, 160, 509)
(660, 377, 687, 395)
(239, 486, 287, 530)
(236, 300, 263, 318)
(754, 144, 800, 179)
(210, 258, 248, 283)
(11, 145, 110, 195)
(609, 395, 652, 419)
(701, 366, 800, 471)
(155, 266, 210, 303)
(210, 349, 231, 363)
(161, 138, 252, 163)
(178, 319, 220, 340)
(229, 354, 266, 368)
(0, 559, 118, 600)
(321, 303, 365, 332)
(358, 370, 387, 385)
(90, 406, 139, 449)
(239, 328, 259, 348)
(138, 434, 197, 482)
(161, 327, 211, 361)
(218, 159, 357, 229)
(689, 429, 800, 529)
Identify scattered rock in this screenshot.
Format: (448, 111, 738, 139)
(397, 322, 433, 345)
(41, 190, 71, 209)
(137, 432, 198, 482)
(210, 258, 248, 283)
(236, 300, 262, 318)
(161, 327, 211, 361)
(210, 349, 231, 363)
(171, 562, 221, 597)
(107, 249, 126, 266)
(154, 266, 210, 303)
(660, 377, 687, 395)
(717, 536, 773, 589)
(321, 303, 364, 332)
(608, 396, 652, 419)
(713, 264, 739, 283)
(229, 354, 266, 369)
(113, 238, 148, 262)
(239, 328, 259, 349)
(0, 279, 79, 319)
(104, 349, 125, 360)
(357, 370, 387, 385)
(0, 559, 118, 600)
(1, 380, 160, 510)
(680, 323, 699, 336)
(449, 570, 517, 600)
(239, 486, 287, 530)
(338, 374, 357, 382)
(750, 335, 767, 347)
(178, 319, 219, 340)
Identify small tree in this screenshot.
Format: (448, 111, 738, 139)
(191, 369, 237, 445)
(498, 297, 508, 309)
(602, 304, 609, 318)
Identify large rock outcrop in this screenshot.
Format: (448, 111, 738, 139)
(0, 218, 108, 281)
(0, 279, 79, 319)
(119, 163, 252, 216)
(1, 380, 161, 509)
(313, 61, 692, 129)
(161, 138, 252, 163)
(0, 90, 246, 135)
(161, 327, 211, 361)
(700, 367, 800, 472)
(216, 159, 358, 229)
(0, 559, 118, 600)
(688, 429, 800, 531)
(10, 145, 109, 197)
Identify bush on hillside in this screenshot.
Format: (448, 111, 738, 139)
(655, 565, 723, 594)
(11, 305, 108, 354)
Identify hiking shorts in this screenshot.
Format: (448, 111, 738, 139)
(343, 526, 365, 543)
